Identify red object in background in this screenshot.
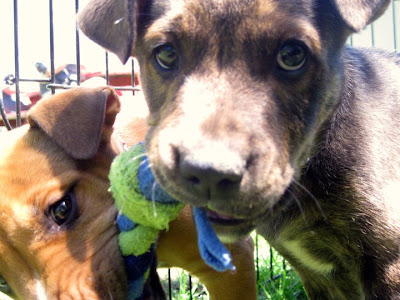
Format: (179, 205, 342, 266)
(1, 70, 140, 127)
(107, 72, 140, 87)
(29, 91, 42, 105)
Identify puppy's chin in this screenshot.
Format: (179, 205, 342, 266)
(204, 208, 258, 243)
(213, 223, 256, 244)
(203, 187, 298, 243)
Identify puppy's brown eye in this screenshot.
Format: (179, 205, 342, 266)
(277, 40, 308, 72)
(154, 44, 179, 70)
(49, 191, 77, 226)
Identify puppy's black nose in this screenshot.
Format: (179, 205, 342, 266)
(179, 154, 244, 199)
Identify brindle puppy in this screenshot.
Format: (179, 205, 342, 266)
(78, 0, 400, 298)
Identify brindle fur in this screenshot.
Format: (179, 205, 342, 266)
(79, 0, 400, 298)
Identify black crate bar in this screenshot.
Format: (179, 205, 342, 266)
(12, 0, 21, 127)
(394, 1, 398, 51)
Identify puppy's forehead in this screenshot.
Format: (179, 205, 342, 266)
(0, 127, 78, 201)
(145, 0, 319, 55)
(162, 0, 313, 20)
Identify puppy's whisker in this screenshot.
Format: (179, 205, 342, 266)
(115, 203, 126, 225)
(129, 153, 147, 163)
(143, 162, 154, 171)
(151, 181, 158, 217)
(287, 188, 307, 224)
(268, 199, 275, 215)
(292, 179, 326, 221)
(138, 159, 149, 169)
(114, 191, 132, 220)
(108, 288, 114, 300)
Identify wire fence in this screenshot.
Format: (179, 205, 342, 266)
(0, 0, 399, 299)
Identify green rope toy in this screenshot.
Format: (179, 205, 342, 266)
(109, 143, 235, 299)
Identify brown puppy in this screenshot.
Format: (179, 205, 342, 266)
(78, 0, 400, 298)
(0, 87, 256, 299)
(0, 87, 126, 299)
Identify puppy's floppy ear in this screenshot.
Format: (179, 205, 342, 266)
(77, 0, 139, 64)
(331, 0, 391, 32)
(28, 87, 121, 160)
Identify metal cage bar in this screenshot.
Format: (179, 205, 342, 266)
(12, 0, 21, 127)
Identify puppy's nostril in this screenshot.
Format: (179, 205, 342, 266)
(187, 175, 201, 185)
(179, 154, 243, 199)
(218, 177, 240, 189)
(172, 145, 181, 167)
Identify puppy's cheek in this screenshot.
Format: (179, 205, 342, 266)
(233, 153, 294, 216)
(40, 204, 125, 298)
(36, 233, 125, 298)
(212, 223, 257, 244)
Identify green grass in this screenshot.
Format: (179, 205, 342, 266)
(160, 233, 307, 300)
(159, 268, 209, 300)
(254, 234, 307, 299)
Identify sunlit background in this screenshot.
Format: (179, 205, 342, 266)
(0, 0, 400, 79)
(0, 0, 398, 100)
(0, 0, 399, 82)
(0, 0, 132, 82)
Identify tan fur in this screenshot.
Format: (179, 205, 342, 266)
(0, 87, 256, 299)
(157, 206, 256, 300)
(0, 87, 126, 299)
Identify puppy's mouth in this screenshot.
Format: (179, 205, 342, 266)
(205, 208, 247, 226)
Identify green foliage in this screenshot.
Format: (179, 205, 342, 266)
(160, 234, 307, 300)
(255, 243, 307, 299)
(160, 268, 209, 300)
